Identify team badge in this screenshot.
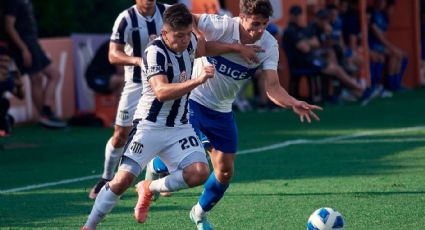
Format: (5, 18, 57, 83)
(179, 70, 188, 82)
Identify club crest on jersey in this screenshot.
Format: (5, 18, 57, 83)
(119, 110, 129, 121)
(130, 141, 144, 154)
(179, 70, 188, 82)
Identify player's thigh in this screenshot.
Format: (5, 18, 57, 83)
(115, 81, 141, 126)
(209, 148, 235, 173)
(123, 125, 165, 171)
(160, 125, 207, 173)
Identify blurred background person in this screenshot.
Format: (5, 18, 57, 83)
(85, 40, 124, 95)
(369, 0, 408, 91)
(0, 43, 24, 136)
(4, 0, 67, 128)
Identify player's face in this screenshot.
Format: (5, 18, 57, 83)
(162, 24, 193, 53)
(136, 0, 156, 10)
(240, 14, 269, 42)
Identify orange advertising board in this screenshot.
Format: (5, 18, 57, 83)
(8, 38, 75, 123)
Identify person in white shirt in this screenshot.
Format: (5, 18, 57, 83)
(188, 0, 322, 229)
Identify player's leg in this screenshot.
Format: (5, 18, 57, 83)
(188, 99, 238, 230)
(83, 160, 139, 230)
(145, 156, 171, 201)
(89, 81, 141, 199)
(190, 150, 235, 230)
(135, 126, 209, 223)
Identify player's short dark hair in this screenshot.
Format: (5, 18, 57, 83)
(239, 0, 273, 18)
(163, 3, 193, 30)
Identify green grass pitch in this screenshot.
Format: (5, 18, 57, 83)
(1, 88, 425, 229)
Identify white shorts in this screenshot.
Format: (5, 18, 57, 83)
(115, 81, 142, 126)
(123, 121, 207, 173)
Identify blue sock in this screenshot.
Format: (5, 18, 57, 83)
(395, 57, 408, 89)
(370, 62, 378, 88)
(198, 173, 229, 212)
(386, 74, 398, 90)
(375, 63, 384, 87)
(152, 156, 169, 174)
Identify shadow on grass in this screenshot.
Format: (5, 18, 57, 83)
(232, 141, 425, 182)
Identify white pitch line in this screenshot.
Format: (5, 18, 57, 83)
(0, 175, 101, 194)
(238, 126, 425, 155)
(1, 126, 424, 194)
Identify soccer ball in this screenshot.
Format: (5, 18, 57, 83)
(307, 207, 344, 230)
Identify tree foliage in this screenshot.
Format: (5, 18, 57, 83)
(33, 0, 135, 37)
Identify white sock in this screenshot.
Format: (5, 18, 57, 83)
(194, 202, 206, 216)
(85, 184, 120, 229)
(102, 138, 124, 180)
(149, 170, 188, 192)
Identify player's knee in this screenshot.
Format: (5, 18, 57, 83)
(109, 173, 134, 195)
(183, 163, 210, 187)
(216, 169, 233, 184)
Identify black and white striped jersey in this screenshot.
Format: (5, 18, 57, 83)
(134, 35, 198, 127)
(110, 3, 167, 83)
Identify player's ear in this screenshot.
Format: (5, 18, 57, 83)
(161, 29, 167, 38)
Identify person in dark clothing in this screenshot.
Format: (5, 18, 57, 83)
(282, 5, 367, 99)
(0, 44, 24, 136)
(369, 0, 407, 90)
(85, 41, 124, 95)
(4, 0, 67, 128)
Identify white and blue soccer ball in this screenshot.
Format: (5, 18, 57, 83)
(307, 207, 344, 230)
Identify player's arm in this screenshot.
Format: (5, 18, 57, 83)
(149, 66, 214, 102)
(145, 48, 214, 102)
(263, 69, 322, 123)
(108, 42, 142, 66)
(4, 15, 31, 67)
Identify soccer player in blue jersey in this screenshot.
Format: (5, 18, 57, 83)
(186, 0, 322, 229)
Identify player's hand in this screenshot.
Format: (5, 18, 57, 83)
(22, 48, 32, 68)
(291, 100, 323, 123)
(198, 65, 215, 84)
(237, 44, 264, 65)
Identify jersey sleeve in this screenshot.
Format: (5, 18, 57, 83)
(143, 46, 168, 81)
(110, 12, 129, 44)
(262, 41, 279, 71)
(197, 14, 231, 41)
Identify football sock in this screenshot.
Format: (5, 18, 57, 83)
(152, 156, 169, 174)
(198, 173, 229, 212)
(193, 202, 206, 216)
(386, 74, 398, 90)
(85, 183, 119, 229)
(370, 62, 384, 88)
(149, 169, 188, 192)
(102, 138, 124, 180)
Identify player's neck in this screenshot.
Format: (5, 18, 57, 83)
(136, 5, 156, 17)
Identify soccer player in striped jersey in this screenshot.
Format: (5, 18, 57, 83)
(187, 0, 323, 229)
(88, 0, 169, 199)
(82, 4, 262, 229)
